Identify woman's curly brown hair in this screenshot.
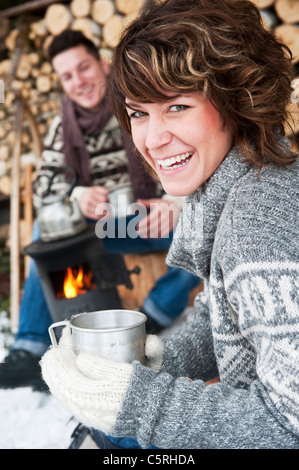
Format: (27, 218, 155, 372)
(108, 0, 297, 167)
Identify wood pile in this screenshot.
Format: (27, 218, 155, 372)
(0, 0, 146, 197)
(0, 0, 298, 197)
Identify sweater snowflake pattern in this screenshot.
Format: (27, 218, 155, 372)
(113, 146, 299, 449)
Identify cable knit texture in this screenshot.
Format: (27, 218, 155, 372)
(41, 328, 165, 432)
(41, 328, 133, 434)
(112, 144, 299, 449)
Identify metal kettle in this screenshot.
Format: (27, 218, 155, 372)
(37, 167, 87, 242)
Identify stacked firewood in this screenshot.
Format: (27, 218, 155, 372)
(252, 0, 299, 146)
(0, 0, 146, 196)
(0, 0, 298, 196)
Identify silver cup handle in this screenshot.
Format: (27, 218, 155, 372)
(48, 320, 70, 347)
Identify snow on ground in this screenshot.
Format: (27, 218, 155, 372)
(0, 387, 78, 449)
(0, 311, 79, 449)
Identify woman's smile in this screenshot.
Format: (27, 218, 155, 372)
(126, 92, 233, 196)
(157, 152, 193, 171)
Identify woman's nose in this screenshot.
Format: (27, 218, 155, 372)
(145, 117, 172, 150)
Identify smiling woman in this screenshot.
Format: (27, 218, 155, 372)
(109, 0, 295, 171)
(41, 0, 299, 450)
(124, 92, 233, 196)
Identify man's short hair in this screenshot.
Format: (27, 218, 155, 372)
(47, 29, 100, 62)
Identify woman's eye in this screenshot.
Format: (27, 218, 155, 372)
(129, 110, 146, 119)
(169, 104, 189, 112)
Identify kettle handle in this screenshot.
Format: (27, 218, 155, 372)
(48, 320, 71, 347)
(42, 166, 78, 198)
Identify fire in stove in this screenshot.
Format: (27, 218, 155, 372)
(49, 262, 96, 300)
(63, 265, 95, 299)
(23, 226, 140, 322)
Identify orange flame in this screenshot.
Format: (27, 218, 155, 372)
(63, 265, 95, 299)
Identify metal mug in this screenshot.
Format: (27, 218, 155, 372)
(108, 186, 135, 218)
(48, 309, 147, 364)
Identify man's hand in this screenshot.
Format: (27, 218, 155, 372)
(78, 186, 109, 220)
(136, 198, 181, 238)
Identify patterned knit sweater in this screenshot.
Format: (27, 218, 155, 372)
(113, 146, 299, 449)
(33, 114, 158, 209)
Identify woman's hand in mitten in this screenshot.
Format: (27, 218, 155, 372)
(145, 334, 164, 371)
(40, 327, 133, 434)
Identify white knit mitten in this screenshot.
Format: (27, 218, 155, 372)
(145, 334, 164, 371)
(58, 324, 74, 350)
(40, 336, 133, 434)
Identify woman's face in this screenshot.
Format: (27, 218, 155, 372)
(125, 92, 233, 196)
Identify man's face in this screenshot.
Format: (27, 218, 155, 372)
(52, 45, 108, 110)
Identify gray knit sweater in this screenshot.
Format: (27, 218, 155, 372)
(113, 146, 299, 449)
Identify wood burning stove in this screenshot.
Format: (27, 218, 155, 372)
(23, 226, 140, 322)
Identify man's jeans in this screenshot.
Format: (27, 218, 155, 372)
(14, 219, 200, 355)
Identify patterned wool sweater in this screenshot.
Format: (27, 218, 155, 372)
(33, 114, 158, 208)
(113, 146, 299, 449)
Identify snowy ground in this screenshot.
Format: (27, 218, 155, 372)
(0, 310, 80, 449)
(0, 387, 79, 449)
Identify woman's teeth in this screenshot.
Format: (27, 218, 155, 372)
(157, 152, 192, 170)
